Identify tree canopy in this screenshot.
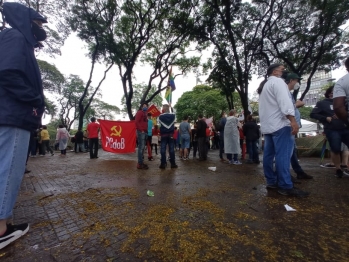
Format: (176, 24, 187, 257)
(68, 0, 201, 120)
(174, 85, 231, 123)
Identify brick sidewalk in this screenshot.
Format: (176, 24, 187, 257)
(1, 150, 348, 261)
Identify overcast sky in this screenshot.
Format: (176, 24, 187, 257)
(39, 33, 347, 123)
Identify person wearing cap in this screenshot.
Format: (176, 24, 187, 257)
(0, 2, 48, 249)
(258, 64, 309, 197)
(135, 103, 149, 169)
(285, 73, 313, 180)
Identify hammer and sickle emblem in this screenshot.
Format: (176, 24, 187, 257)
(110, 125, 122, 137)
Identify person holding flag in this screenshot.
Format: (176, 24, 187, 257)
(164, 67, 176, 106)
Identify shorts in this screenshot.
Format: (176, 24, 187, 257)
(181, 134, 190, 149)
(324, 129, 349, 153)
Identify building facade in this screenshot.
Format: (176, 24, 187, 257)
(299, 70, 335, 107)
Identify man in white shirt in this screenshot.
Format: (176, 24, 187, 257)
(258, 64, 309, 197)
(334, 57, 349, 125)
(333, 57, 349, 178)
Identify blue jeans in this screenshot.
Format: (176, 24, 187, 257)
(137, 130, 147, 164)
(160, 135, 176, 165)
(263, 126, 294, 189)
(246, 139, 259, 162)
(0, 126, 30, 219)
(290, 142, 303, 174)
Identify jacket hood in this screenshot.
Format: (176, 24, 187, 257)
(2, 2, 47, 47)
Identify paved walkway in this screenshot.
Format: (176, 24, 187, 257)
(1, 149, 349, 261)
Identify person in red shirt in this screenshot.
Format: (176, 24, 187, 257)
(87, 117, 100, 159)
(135, 103, 149, 169)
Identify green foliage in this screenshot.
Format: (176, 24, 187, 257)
(69, 0, 201, 120)
(44, 97, 58, 118)
(299, 106, 316, 122)
(17, 0, 72, 56)
(86, 98, 120, 121)
(121, 83, 162, 115)
(174, 85, 229, 123)
(37, 59, 65, 93)
(253, 0, 349, 100)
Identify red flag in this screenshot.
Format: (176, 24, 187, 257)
(147, 104, 161, 117)
(99, 120, 136, 154)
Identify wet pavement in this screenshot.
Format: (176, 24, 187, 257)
(1, 149, 349, 261)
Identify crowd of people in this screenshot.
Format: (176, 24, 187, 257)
(1, 1, 349, 251)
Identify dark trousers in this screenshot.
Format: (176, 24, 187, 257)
(219, 138, 224, 159)
(160, 136, 176, 165)
(246, 139, 259, 162)
(290, 142, 303, 173)
(84, 140, 89, 150)
(151, 144, 158, 154)
(30, 137, 37, 156)
(198, 137, 207, 160)
(192, 141, 198, 157)
(41, 140, 53, 155)
(89, 138, 99, 159)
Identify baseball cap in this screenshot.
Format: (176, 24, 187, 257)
(286, 73, 302, 82)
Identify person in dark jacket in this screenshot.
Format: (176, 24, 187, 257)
(0, 2, 47, 249)
(310, 85, 349, 178)
(158, 104, 178, 169)
(217, 112, 227, 162)
(243, 115, 260, 164)
(75, 129, 85, 153)
(196, 114, 208, 160)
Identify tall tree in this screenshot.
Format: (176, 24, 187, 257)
(37, 59, 65, 93)
(57, 75, 85, 130)
(120, 83, 163, 116)
(191, 0, 274, 117)
(174, 85, 231, 123)
(16, 0, 73, 56)
(69, 0, 201, 120)
(68, 0, 115, 129)
(254, 0, 349, 100)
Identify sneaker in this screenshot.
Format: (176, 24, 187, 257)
(296, 172, 313, 179)
(233, 161, 242, 165)
(335, 169, 343, 178)
(291, 176, 301, 184)
(277, 187, 310, 197)
(137, 163, 149, 170)
(320, 163, 335, 168)
(0, 223, 29, 250)
(266, 184, 278, 190)
(159, 163, 167, 169)
(171, 164, 178, 168)
(183, 157, 188, 161)
(40, 155, 44, 157)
